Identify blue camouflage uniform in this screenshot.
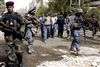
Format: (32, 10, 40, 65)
(25, 7, 37, 54)
(70, 8, 84, 55)
(24, 18, 34, 52)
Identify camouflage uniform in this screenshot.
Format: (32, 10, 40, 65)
(1, 12, 24, 67)
(90, 16, 99, 39)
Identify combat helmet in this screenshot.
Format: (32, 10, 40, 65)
(28, 6, 36, 14)
(76, 8, 83, 13)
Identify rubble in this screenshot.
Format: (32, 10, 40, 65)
(36, 55, 100, 67)
(37, 47, 100, 67)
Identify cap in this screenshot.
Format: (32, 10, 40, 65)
(28, 6, 36, 14)
(6, 1, 14, 6)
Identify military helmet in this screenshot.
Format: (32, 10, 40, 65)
(76, 8, 83, 13)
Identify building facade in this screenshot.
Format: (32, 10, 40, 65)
(29, 0, 48, 10)
(0, 0, 5, 13)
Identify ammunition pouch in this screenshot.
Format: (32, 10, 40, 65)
(71, 23, 78, 28)
(71, 22, 81, 30)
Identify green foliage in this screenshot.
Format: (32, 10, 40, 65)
(86, 8, 100, 17)
(36, 7, 48, 17)
(48, 0, 70, 13)
(48, 0, 83, 14)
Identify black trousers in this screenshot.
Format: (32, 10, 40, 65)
(58, 28, 64, 37)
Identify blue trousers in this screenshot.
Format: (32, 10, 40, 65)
(26, 28, 34, 51)
(43, 25, 50, 41)
(71, 30, 80, 51)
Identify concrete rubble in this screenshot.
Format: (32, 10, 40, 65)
(37, 46, 100, 67)
(36, 55, 100, 67)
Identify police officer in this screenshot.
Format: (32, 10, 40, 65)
(70, 8, 85, 55)
(25, 7, 39, 54)
(1, 1, 23, 67)
(24, 13, 34, 54)
(90, 15, 99, 39)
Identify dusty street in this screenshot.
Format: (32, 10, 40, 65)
(0, 30, 100, 67)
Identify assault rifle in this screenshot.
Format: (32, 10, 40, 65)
(0, 22, 27, 41)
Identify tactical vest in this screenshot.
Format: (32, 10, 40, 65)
(2, 12, 21, 35)
(71, 16, 84, 30)
(29, 16, 38, 28)
(3, 12, 21, 30)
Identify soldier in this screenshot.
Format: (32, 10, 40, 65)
(66, 10, 75, 40)
(90, 15, 99, 39)
(1, 1, 24, 67)
(70, 8, 85, 55)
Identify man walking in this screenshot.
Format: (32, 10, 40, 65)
(43, 12, 51, 43)
(66, 10, 75, 40)
(57, 13, 66, 37)
(70, 8, 85, 55)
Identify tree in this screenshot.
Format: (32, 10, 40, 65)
(48, 0, 77, 13)
(48, 0, 69, 13)
(36, 7, 48, 17)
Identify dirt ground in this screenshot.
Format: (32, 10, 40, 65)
(0, 30, 100, 67)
